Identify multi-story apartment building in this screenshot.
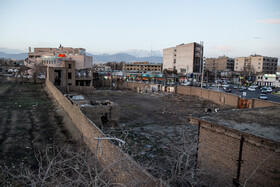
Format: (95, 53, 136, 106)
(163, 42, 203, 75)
(205, 56, 234, 71)
(234, 55, 278, 74)
(26, 45, 93, 70)
(124, 62, 162, 72)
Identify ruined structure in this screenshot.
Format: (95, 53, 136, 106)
(190, 107, 280, 186)
(68, 95, 120, 128)
(47, 60, 95, 93)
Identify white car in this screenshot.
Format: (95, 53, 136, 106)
(266, 87, 273, 93)
(181, 82, 191, 86)
(259, 94, 267, 100)
(248, 87, 256, 91)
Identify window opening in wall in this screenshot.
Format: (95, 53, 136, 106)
(68, 72, 72, 79)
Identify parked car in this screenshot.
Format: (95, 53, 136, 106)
(261, 87, 268, 93)
(250, 85, 258, 89)
(248, 86, 256, 91)
(233, 85, 238, 89)
(266, 87, 273, 93)
(259, 94, 267, 100)
(239, 87, 246, 91)
(181, 82, 191, 86)
(225, 87, 232, 92)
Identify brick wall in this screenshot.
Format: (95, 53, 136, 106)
(118, 83, 280, 109)
(176, 86, 239, 107)
(190, 117, 280, 186)
(46, 80, 163, 186)
(250, 98, 280, 108)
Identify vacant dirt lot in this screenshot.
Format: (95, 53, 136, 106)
(0, 84, 75, 168)
(0, 83, 112, 186)
(87, 90, 233, 185)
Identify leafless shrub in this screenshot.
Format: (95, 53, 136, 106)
(104, 126, 208, 186)
(0, 143, 113, 186)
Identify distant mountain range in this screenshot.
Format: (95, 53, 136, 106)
(0, 50, 163, 63)
(0, 51, 28, 60)
(87, 53, 162, 64)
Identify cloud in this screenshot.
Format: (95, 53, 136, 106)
(255, 19, 280, 24)
(252, 37, 261, 39)
(214, 46, 233, 52)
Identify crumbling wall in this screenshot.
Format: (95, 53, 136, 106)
(190, 117, 280, 186)
(46, 80, 163, 186)
(81, 102, 120, 128)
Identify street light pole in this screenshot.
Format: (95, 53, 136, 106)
(200, 41, 204, 88)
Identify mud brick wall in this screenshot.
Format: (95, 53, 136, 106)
(190, 117, 280, 186)
(176, 85, 191, 95)
(176, 86, 239, 107)
(118, 83, 280, 109)
(69, 86, 96, 94)
(46, 80, 163, 186)
(250, 98, 280, 108)
(118, 81, 147, 91)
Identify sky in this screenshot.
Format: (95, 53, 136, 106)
(0, 0, 279, 59)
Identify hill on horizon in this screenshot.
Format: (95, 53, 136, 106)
(0, 51, 163, 64)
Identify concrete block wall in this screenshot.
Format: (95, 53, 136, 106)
(190, 118, 280, 186)
(46, 80, 163, 186)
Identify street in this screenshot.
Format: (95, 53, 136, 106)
(210, 86, 280, 103)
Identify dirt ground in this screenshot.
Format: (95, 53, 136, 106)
(0, 83, 74, 168)
(87, 90, 233, 184)
(0, 83, 115, 186)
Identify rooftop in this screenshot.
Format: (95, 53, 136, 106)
(197, 106, 280, 142)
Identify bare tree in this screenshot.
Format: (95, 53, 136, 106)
(14, 66, 28, 84)
(31, 63, 46, 83)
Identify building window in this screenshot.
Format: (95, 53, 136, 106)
(68, 72, 72, 79)
(68, 64, 72, 69)
(174, 66, 176, 69)
(180, 68, 186, 73)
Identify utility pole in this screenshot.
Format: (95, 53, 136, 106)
(200, 41, 204, 88)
